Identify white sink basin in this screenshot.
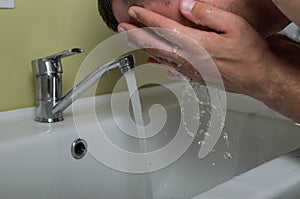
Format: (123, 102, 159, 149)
(0, 85, 299, 199)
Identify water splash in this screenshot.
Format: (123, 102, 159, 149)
(223, 132, 230, 148)
(223, 152, 232, 160)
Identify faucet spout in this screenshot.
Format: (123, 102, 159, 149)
(32, 49, 135, 123)
(52, 55, 135, 116)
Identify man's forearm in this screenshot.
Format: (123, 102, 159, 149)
(255, 56, 300, 122)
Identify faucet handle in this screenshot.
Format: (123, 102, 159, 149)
(45, 48, 84, 61)
(32, 48, 84, 76)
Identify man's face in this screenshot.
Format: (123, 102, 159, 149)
(112, 0, 289, 36)
(113, 0, 198, 29)
(112, 0, 245, 29)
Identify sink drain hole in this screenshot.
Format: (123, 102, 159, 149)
(71, 139, 88, 160)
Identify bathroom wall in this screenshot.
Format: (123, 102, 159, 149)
(0, 0, 118, 112)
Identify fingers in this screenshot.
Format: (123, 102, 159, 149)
(118, 22, 189, 68)
(118, 23, 202, 83)
(128, 6, 185, 44)
(118, 22, 173, 53)
(117, 4, 227, 88)
(180, 0, 242, 33)
(126, 6, 211, 48)
(128, 6, 184, 30)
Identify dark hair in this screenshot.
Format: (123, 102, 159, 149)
(98, 0, 119, 32)
(98, 0, 173, 32)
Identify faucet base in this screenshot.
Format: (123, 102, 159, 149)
(34, 100, 64, 123)
(35, 117, 64, 123)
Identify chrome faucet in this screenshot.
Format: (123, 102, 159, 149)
(31, 48, 135, 123)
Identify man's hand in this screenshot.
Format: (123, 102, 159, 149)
(118, 0, 300, 122)
(118, 0, 278, 96)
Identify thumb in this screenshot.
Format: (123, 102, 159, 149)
(180, 0, 239, 33)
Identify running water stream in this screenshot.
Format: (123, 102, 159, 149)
(124, 70, 153, 199)
(124, 70, 148, 151)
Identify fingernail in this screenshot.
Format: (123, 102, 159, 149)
(182, 0, 196, 12)
(128, 9, 137, 19)
(118, 26, 126, 33)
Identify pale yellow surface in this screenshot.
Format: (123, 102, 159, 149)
(0, 0, 117, 111)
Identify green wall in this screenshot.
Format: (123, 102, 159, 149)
(0, 0, 117, 112)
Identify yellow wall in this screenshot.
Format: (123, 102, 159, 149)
(0, 0, 117, 112)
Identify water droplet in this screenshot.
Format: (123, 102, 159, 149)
(198, 140, 205, 146)
(223, 132, 228, 139)
(193, 115, 200, 121)
(198, 101, 204, 105)
(223, 132, 230, 148)
(211, 104, 217, 110)
(212, 162, 216, 166)
(223, 152, 232, 160)
(204, 132, 212, 140)
(177, 63, 182, 68)
(198, 129, 204, 134)
(205, 8, 214, 14)
(188, 132, 195, 138)
(207, 120, 212, 127)
(220, 122, 225, 128)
